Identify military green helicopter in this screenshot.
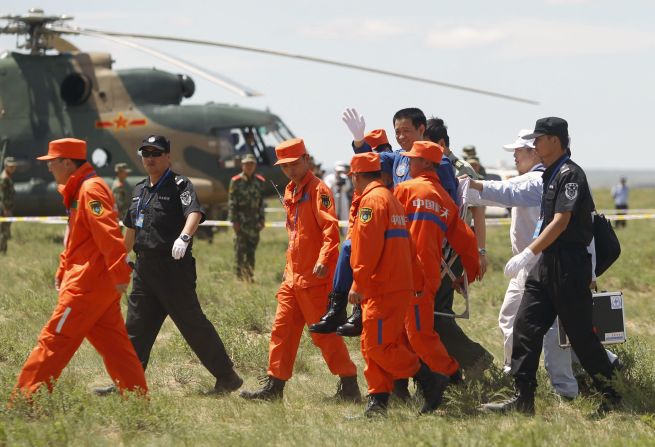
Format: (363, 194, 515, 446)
(0, 8, 537, 218)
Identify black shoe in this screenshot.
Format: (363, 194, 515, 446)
(212, 369, 243, 394)
(392, 379, 411, 403)
(309, 291, 348, 334)
(480, 380, 536, 415)
(336, 305, 362, 337)
(413, 363, 450, 414)
(93, 384, 117, 396)
(239, 375, 285, 401)
(364, 393, 389, 418)
(449, 369, 465, 386)
(333, 375, 362, 402)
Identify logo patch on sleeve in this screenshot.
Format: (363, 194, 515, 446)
(564, 183, 579, 200)
(320, 194, 332, 209)
(88, 200, 104, 217)
(359, 207, 373, 223)
(180, 191, 192, 206)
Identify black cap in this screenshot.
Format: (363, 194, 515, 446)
(139, 135, 170, 152)
(523, 117, 569, 146)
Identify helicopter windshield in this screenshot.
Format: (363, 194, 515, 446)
(212, 118, 293, 167)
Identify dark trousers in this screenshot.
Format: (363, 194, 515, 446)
(511, 246, 613, 387)
(126, 253, 234, 379)
(615, 204, 628, 228)
(433, 255, 491, 369)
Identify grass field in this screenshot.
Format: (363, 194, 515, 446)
(1, 188, 654, 446)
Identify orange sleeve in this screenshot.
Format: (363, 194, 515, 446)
(80, 182, 132, 286)
(393, 184, 424, 292)
(445, 201, 480, 282)
(311, 183, 340, 267)
(350, 194, 386, 294)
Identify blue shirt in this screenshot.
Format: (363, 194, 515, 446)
(353, 141, 458, 203)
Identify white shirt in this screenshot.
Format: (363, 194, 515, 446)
(611, 184, 629, 206)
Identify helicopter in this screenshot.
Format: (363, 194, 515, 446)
(0, 8, 537, 218)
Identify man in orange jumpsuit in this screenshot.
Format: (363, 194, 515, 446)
(393, 141, 480, 383)
(13, 138, 147, 399)
(240, 138, 359, 401)
(348, 151, 450, 417)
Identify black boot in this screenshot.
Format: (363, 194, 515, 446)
(480, 379, 536, 415)
(336, 305, 362, 337)
(413, 363, 450, 414)
(364, 393, 389, 418)
(239, 375, 285, 401)
(449, 369, 465, 386)
(392, 379, 411, 402)
(333, 376, 362, 402)
(309, 291, 347, 334)
(212, 369, 244, 394)
(593, 367, 622, 415)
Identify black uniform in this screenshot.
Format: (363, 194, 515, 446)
(511, 155, 614, 389)
(123, 170, 235, 379)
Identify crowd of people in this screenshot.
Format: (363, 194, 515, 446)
(6, 108, 624, 419)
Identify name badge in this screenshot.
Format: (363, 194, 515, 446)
(135, 211, 145, 228)
(533, 219, 543, 240)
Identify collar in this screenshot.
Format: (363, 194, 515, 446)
(542, 155, 569, 181)
(360, 179, 386, 198)
(59, 163, 95, 209)
(286, 170, 314, 200)
(415, 170, 440, 181)
(530, 163, 546, 172)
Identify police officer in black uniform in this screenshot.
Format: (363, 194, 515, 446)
(482, 118, 620, 415)
(95, 135, 242, 395)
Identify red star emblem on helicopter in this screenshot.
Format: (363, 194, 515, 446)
(113, 113, 128, 130)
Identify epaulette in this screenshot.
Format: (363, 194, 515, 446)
(175, 175, 188, 187)
(231, 174, 242, 181)
(135, 178, 147, 186)
(255, 173, 266, 182)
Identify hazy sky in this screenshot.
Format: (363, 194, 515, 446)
(3, 0, 655, 172)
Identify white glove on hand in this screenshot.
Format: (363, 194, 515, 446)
(172, 237, 189, 260)
(504, 247, 536, 278)
(341, 108, 366, 141)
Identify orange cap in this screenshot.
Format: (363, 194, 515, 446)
(363, 129, 389, 149)
(274, 138, 307, 165)
(348, 152, 381, 174)
(36, 138, 87, 161)
(401, 140, 444, 164)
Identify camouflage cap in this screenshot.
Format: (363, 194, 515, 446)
(462, 145, 477, 155)
(114, 162, 132, 173)
(241, 153, 257, 164)
(4, 156, 17, 167)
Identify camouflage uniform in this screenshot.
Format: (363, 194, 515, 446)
(112, 178, 131, 220)
(0, 169, 15, 254)
(228, 171, 266, 281)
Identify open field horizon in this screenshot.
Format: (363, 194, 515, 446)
(1, 188, 654, 446)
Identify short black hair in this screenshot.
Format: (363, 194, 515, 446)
(393, 108, 426, 129)
(69, 159, 87, 168)
(358, 171, 381, 180)
(425, 117, 450, 148)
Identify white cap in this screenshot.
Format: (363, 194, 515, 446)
(503, 129, 536, 151)
(334, 160, 349, 172)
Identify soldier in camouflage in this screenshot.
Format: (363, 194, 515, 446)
(228, 154, 266, 281)
(0, 157, 17, 254)
(112, 163, 132, 221)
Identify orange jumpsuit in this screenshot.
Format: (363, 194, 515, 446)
(14, 163, 147, 397)
(350, 180, 423, 394)
(393, 171, 479, 376)
(268, 170, 357, 380)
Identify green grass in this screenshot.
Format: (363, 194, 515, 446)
(1, 189, 655, 446)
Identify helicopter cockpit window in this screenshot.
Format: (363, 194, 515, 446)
(211, 122, 294, 167)
(91, 148, 111, 169)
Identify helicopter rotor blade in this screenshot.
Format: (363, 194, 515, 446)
(45, 35, 79, 52)
(75, 28, 538, 105)
(50, 26, 261, 97)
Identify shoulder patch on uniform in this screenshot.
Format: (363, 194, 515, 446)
(180, 190, 192, 206)
(255, 174, 266, 182)
(564, 183, 578, 200)
(359, 207, 373, 223)
(396, 162, 408, 178)
(231, 174, 241, 181)
(320, 193, 332, 209)
(88, 200, 104, 217)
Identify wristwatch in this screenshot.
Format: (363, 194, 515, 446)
(478, 248, 487, 256)
(180, 233, 192, 243)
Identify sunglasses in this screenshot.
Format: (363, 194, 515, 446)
(139, 149, 165, 158)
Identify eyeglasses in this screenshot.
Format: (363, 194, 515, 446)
(139, 150, 165, 158)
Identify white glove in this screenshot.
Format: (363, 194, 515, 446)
(341, 108, 366, 141)
(172, 236, 189, 260)
(504, 247, 536, 278)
